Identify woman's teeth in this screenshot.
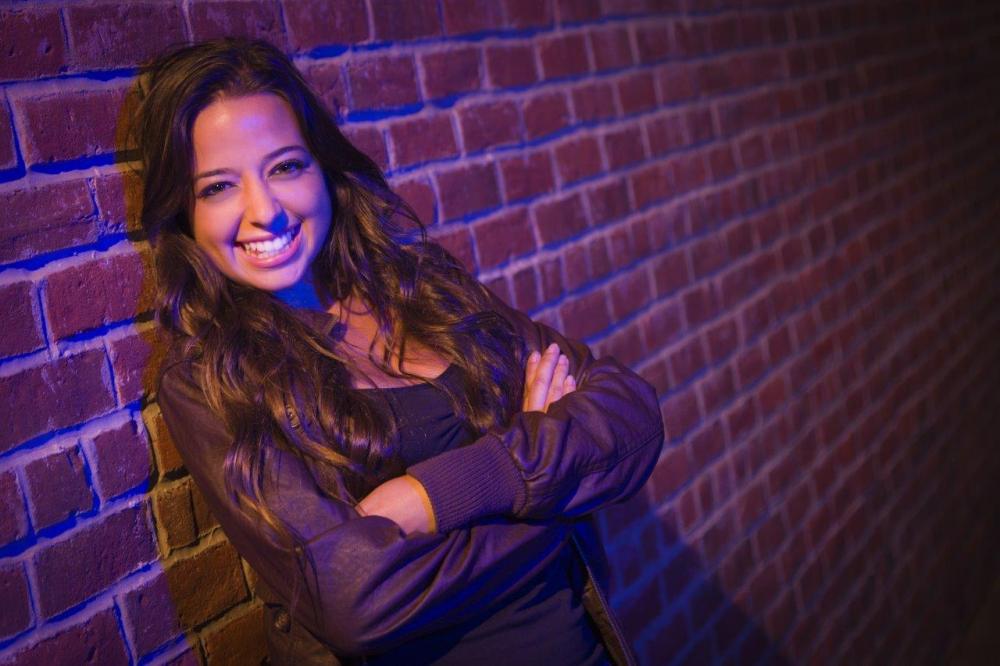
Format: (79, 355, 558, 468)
(239, 227, 298, 257)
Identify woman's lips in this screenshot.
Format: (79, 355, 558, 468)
(236, 224, 303, 268)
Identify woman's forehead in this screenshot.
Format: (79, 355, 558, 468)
(191, 93, 305, 165)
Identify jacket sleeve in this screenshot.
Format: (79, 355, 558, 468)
(406, 289, 665, 533)
(157, 359, 574, 657)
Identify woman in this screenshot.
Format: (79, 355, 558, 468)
(132, 38, 664, 665)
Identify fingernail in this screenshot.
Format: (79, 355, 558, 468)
(547, 343, 558, 352)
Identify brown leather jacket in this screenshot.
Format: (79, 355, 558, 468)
(156, 291, 665, 665)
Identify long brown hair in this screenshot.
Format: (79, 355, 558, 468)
(129, 37, 525, 597)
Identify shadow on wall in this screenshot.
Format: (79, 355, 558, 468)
(596, 470, 793, 665)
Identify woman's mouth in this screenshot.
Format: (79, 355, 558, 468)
(236, 224, 303, 267)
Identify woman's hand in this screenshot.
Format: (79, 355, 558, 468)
(357, 474, 436, 536)
(522, 343, 577, 413)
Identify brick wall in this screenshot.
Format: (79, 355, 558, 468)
(1, 1, 999, 664)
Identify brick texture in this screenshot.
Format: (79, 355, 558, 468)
(2, 2, 999, 666)
(33, 503, 157, 618)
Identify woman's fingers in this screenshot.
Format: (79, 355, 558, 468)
(524, 344, 578, 413)
(524, 344, 560, 411)
(542, 355, 570, 412)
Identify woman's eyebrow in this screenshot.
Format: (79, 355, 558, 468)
(192, 144, 307, 181)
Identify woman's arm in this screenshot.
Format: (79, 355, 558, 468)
(404, 288, 666, 533)
(157, 359, 571, 657)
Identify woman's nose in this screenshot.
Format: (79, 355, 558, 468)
(242, 176, 286, 231)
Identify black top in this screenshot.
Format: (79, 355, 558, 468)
(362, 368, 610, 666)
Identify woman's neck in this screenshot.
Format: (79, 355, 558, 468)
(272, 275, 326, 312)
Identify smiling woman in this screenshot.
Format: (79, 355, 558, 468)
(189, 94, 332, 292)
(128, 38, 663, 666)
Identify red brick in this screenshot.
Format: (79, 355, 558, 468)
(153, 478, 198, 552)
(342, 125, 388, 172)
(636, 23, 671, 63)
(590, 26, 634, 71)
(557, 0, 602, 23)
(435, 163, 500, 221)
(431, 226, 476, 273)
(147, 408, 185, 478)
(500, 151, 555, 202)
(0, 103, 15, 169)
(189, 0, 286, 45)
(4, 607, 128, 665)
(88, 420, 151, 502)
(588, 179, 631, 225)
(699, 363, 736, 415)
(572, 81, 617, 123)
(393, 176, 437, 226)
(662, 389, 701, 440)
(486, 43, 539, 89)
(0, 8, 66, 81)
(646, 112, 686, 156)
(0, 470, 29, 547)
(690, 235, 728, 279)
(559, 288, 610, 339)
(682, 283, 722, 328)
(441, 0, 504, 35)
(533, 193, 589, 246)
(109, 331, 166, 405)
(524, 92, 571, 140)
(0, 350, 114, 454)
(16, 88, 127, 166)
(652, 248, 691, 297)
(618, 70, 658, 115)
(538, 33, 591, 80)
(512, 265, 540, 312)
(93, 170, 143, 237)
(669, 337, 707, 387)
(389, 114, 458, 168)
(370, 0, 441, 41)
(65, 2, 185, 70)
(0, 562, 32, 639)
(167, 540, 249, 628)
(203, 604, 267, 664)
(630, 162, 671, 209)
(641, 300, 683, 351)
(24, 446, 93, 530)
(347, 54, 420, 111)
(606, 225, 636, 270)
(554, 135, 603, 185)
(121, 573, 183, 656)
(0, 281, 44, 358)
(658, 63, 697, 104)
(191, 482, 220, 535)
(650, 446, 690, 502)
(609, 269, 651, 320)
(421, 47, 482, 99)
(538, 256, 565, 303)
(300, 60, 348, 121)
(588, 236, 612, 281)
(504, 0, 554, 28)
(34, 503, 157, 618)
(284, 0, 368, 49)
(684, 107, 715, 143)
(44, 250, 154, 340)
(459, 100, 521, 153)
(473, 208, 536, 269)
(564, 244, 590, 291)
(605, 125, 646, 170)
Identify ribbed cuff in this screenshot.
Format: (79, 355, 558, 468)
(407, 435, 527, 533)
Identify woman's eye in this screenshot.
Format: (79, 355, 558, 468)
(272, 159, 305, 175)
(197, 182, 229, 198)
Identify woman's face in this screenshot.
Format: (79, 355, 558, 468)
(189, 93, 332, 293)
